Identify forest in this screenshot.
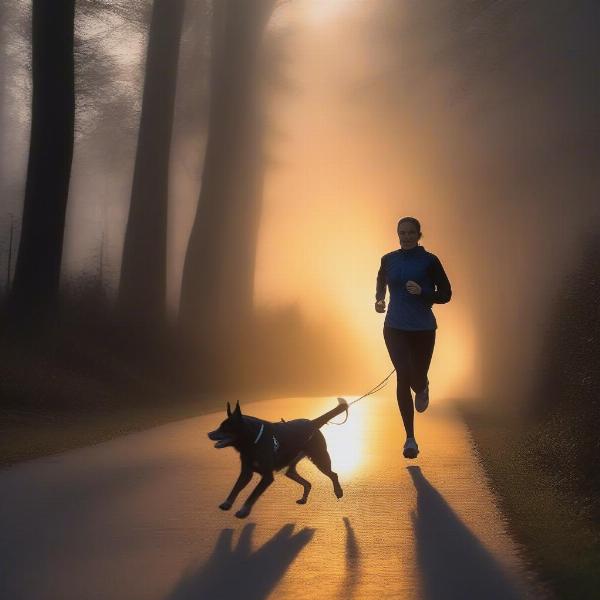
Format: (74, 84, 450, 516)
(0, 2, 598, 594)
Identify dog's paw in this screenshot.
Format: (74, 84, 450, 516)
(334, 484, 343, 499)
(296, 498, 307, 505)
(219, 501, 233, 511)
(235, 505, 251, 519)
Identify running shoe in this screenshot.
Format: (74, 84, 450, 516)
(415, 381, 429, 413)
(403, 437, 419, 459)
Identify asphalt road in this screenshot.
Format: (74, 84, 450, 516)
(0, 393, 543, 599)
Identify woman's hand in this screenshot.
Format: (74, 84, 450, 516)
(406, 280, 422, 295)
(375, 300, 386, 313)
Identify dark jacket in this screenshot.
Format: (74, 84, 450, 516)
(376, 246, 451, 331)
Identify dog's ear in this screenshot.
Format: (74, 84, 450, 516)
(227, 402, 232, 417)
(232, 401, 242, 419)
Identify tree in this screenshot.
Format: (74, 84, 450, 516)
(0, 2, 6, 221)
(117, 0, 186, 329)
(179, 0, 276, 346)
(8, 1, 75, 321)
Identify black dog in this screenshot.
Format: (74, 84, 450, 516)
(208, 399, 348, 519)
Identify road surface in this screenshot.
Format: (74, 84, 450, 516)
(0, 393, 544, 599)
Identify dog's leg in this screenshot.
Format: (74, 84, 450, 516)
(285, 455, 312, 504)
(235, 472, 274, 519)
(314, 459, 343, 499)
(307, 433, 343, 499)
(220, 464, 253, 511)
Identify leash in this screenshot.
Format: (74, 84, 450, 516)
(267, 369, 397, 448)
(328, 367, 396, 425)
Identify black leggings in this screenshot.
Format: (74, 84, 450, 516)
(383, 326, 436, 438)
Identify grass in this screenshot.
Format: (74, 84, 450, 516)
(0, 394, 233, 468)
(462, 404, 600, 600)
(0, 285, 369, 469)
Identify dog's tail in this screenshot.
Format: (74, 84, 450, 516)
(311, 397, 349, 429)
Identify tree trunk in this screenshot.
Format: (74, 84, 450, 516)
(179, 0, 275, 347)
(118, 0, 186, 329)
(0, 0, 5, 205)
(9, 1, 75, 322)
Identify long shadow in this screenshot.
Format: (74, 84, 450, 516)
(407, 466, 524, 600)
(337, 517, 362, 599)
(1, 456, 183, 586)
(167, 523, 315, 600)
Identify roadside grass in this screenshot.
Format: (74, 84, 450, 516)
(462, 405, 600, 600)
(0, 395, 232, 468)
(0, 304, 357, 468)
(1, 277, 368, 469)
(0, 325, 286, 468)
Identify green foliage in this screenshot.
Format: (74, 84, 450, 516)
(531, 233, 600, 516)
(463, 233, 600, 599)
(464, 408, 600, 600)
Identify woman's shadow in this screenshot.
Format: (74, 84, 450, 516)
(408, 466, 524, 600)
(167, 523, 314, 600)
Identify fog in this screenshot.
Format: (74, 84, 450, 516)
(1, 0, 598, 404)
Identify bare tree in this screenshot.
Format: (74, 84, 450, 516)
(8, 1, 75, 321)
(117, 0, 186, 329)
(0, 2, 6, 220)
(179, 0, 276, 346)
(0, 1, 5, 160)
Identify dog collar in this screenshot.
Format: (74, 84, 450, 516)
(253, 423, 264, 444)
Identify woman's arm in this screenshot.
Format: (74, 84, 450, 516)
(375, 257, 387, 312)
(422, 256, 452, 304)
(375, 257, 387, 302)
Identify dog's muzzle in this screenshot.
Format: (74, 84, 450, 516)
(208, 430, 235, 448)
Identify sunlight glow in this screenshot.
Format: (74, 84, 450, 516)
(306, 0, 352, 24)
(431, 308, 479, 400)
(321, 398, 370, 475)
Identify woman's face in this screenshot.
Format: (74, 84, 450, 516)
(398, 222, 420, 250)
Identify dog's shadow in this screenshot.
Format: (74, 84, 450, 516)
(167, 523, 315, 600)
(338, 516, 362, 599)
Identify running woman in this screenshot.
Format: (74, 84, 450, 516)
(375, 217, 452, 458)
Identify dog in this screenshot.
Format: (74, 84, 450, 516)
(207, 398, 348, 519)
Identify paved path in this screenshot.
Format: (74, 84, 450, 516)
(0, 393, 543, 599)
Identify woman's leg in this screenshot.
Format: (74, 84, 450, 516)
(383, 326, 414, 438)
(408, 330, 436, 394)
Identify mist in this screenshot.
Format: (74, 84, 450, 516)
(1, 0, 598, 403)
(258, 0, 600, 405)
(257, 0, 599, 406)
(1, 5, 598, 596)
(363, 0, 600, 408)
